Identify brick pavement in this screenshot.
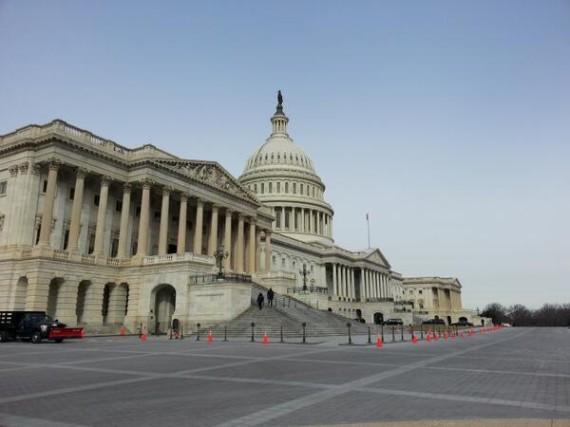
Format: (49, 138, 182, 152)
(0, 327, 568, 427)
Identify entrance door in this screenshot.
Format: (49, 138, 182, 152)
(373, 312, 384, 325)
(153, 285, 176, 334)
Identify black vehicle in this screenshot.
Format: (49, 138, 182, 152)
(451, 320, 474, 327)
(0, 311, 84, 343)
(422, 318, 446, 325)
(383, 318, 404, 326)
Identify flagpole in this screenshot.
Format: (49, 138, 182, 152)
(366, 213, 371, 248)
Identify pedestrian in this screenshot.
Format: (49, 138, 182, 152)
(257, 292, 264, 310)
(267, 287, 274, 307)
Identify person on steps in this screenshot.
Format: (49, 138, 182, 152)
(257, 292, 264, 310)
(267, 288, 275, 307)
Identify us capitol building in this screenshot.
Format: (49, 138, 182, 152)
(0, 93, 479, 333)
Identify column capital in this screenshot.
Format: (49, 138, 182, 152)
(76, 167, 89, 179)
(101, 175, 113, 186)
(140, 178, 154, 189)
(48, 158, 61, 171)
(210, 203, 220, 211)
(30, 162, 42, 176)
(9, 165, 18, 177)
(196, 198, 205, 207)
(18, 162, 30, 174)
(162, 186, 173, 196)
(180, 192, 189, 202)
(224, 207, 234, 216)
(123, 182, 132, 193)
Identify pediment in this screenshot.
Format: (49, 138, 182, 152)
(156, 159, 258, 204)
(362, 248, 391, 269)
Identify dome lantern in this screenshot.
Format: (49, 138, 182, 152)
(271, 90, 290, 137)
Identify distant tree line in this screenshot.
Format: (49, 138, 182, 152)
(480, 302, 570, 327)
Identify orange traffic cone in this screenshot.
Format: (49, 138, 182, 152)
(426, 334, 432, 342)
(263, 332, 269, 344)
(451, 331, 455, 340)
(207, 329, 213, 344)
(459, 331, 464, 338)
(412, 335, 418, 344)
(119, 326, 126, 335)
(141, 332, 147, 342)
(376, 336, 383, 348)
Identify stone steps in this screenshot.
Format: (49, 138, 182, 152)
(200, 282, 372, 338)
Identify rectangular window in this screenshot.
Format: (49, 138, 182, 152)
(94, 194, 100, 206)
(0, 181, 6, 196)
(277, 182, 281, 193)
(42, 180, 48, 193)
(63, 230, 70, 250)
(69, 187, 75, 200)
(154, 211, 161, 221)
(269, 182, 272, 193)
(293, 183, 297, 194)
(261, 183, 264, 194)
(135, 206, 141, 217)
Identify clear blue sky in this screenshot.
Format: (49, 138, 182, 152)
(1, 1, 569, 309)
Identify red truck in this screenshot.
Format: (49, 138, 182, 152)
(0, 311, 84, 343)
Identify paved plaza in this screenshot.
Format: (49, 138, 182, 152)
(0, 327, 569, 427)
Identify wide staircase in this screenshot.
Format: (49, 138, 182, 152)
(201, 283, 371, 340)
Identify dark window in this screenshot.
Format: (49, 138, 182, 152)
(42, 180, 48, 193)
(94, 194, 100, 206)
(154, 211, 161, 221)
(63, 230, 70, 250)
(115, 200, 122, 212)
(135, 206, 141, 217)
(69, 187, 75, 200)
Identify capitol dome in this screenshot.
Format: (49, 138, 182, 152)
(239, 92, 334, 245)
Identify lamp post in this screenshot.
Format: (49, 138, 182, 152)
(215, 246, 229, 279)
(299, 263, 311, 291)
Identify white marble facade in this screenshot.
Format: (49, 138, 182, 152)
(0, 94, 472, 330)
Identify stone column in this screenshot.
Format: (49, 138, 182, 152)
(158, 187, 171, 256)
(136, 180, 151, 257)
(117, 184, 132, 258)
(67, 168, 88, 252)
(332, 264, 338, 296)
(193, 199, 204, 254)
(248, 219, 256, 273)
(236, 214, 245, 273)
(224, 209, 233, 270)
(25, 274, 49, 311)
(37, 161, 60, 246)
(0, 166, 19, 246)
(301, 208, 305, 232)
(360, 267, 366, 300)
(264, 230, 271, 272)
(316, 211, 321, 235)
(93, 176, 112, 255)
(177, 193, 188, 254)
(207, 204, 219, 256)
(280, 208, 285, 231)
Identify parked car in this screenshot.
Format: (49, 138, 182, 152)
(451, 320, 474, 326)
(422, 318, 445, 325)
(383, 318, 403, 326)
(0, 311, 84, 344)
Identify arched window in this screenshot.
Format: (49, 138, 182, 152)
(293, 183, 297, 194)
(277, 182, 281, 193)
(261, 183, 265, 194)
(285, 182, 289, 193)
(269, 182, 273, 193)
(300, 183, 304, 194)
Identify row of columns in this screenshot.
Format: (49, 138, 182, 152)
(331, 263, 392, 301)
(36, 162, 273, 274)
(275, 206, 333, 237)
(360, 269, 391, 300)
